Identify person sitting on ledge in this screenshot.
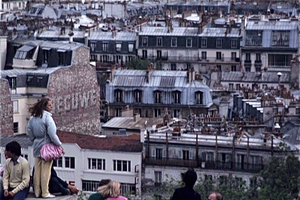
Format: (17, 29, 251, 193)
(1, 141, 31, 200)
(32, 165, 79, 196)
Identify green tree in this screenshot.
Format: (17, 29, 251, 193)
(126, 58, 150, 70)
(253, 154, 300, 200)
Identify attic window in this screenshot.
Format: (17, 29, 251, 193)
(90, 42, 96, 52)
(15, 51, 27, 59)
(128, 44, 134, 52)
(27, 76, 33, 82)
(116, 43, 121, 52)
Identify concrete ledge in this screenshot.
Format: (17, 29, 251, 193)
(26, 193, 78, 200)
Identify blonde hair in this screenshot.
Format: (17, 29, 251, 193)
(97, 181, 121, 198)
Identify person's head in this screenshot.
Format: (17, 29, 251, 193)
(98, 179, 111, 187)
(4, 150, 8, 159)
(208, 192, 223, 200)
(183, 169, 197, 188)
(29, 98, 52, 117)
(97, 181, 121, 198)
(5, 141, 21, 157)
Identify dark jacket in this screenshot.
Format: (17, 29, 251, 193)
(171, 187, 201, 200)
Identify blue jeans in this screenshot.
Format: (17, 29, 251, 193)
(0, 186, 29, 200)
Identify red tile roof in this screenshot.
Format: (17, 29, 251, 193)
(57, 131, 142, 152)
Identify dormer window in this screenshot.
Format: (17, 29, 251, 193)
(58, 50, 66, 66)
(116, 43, 121, 52)
(173, 91, 181, 104)
(134, 90, 142, 103)
(195, 91, 203, 104)
(90, 42, 96, 52)
(42, 48, 50, 64)
(115, 89, 123, 102)
(142, 37, 148, 46)
(154, 90, 161, 103)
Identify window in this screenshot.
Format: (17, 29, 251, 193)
(171, 63, 176, 70)
(103, 43, 108, 52)
(195, 91, 203, 104)
(245, 67, 251, 72)
(201, 39, 207, 48)
(134, 90, 142, 103)
(113, 160, 131, 172)
(154, 91, 161, 103)
(82, 180, 99, 192)
(157, 37, 162, 47)
(142, 37, 148, 46)
(256, 53, 261, 61)
(231, 52, 236, 61)
(90, 55, 97, 61)
(173, 91, 181, 104)
(65, 157, 75, 169)
(128, 44, 134, 52)
(182, 150, 189, 160)
(296, 108, 300, 115)
(236, 84, 240, 90)
(173, 109, 180, 117)
(171, 38, 177, 47)
(13, 100, 18, 112)
(157, 50, 162, 59)
(120, 183, 136, 195)
(216, 52, 222, 60)
(186, 38, 192, 47)
(58, 52, 65, 66)
(231, 40, 237, 48)
(43, 50, 50, 64)
(156, 148, 162, 159)
(231, 65, 236, 71)
(115, 90, 123, 102)
(53, 157, 63, 167)
(90, 42, 96, 52)
(115, 108, 122, 117)
(142, 50, 147, 59)
(246, 53, 251, 61)
(116, 43, 121, 52)
(256, 67, 261, 72)
(154, 171, 162, 186)
(13, 122, 18, 133)
(8, 77, 17, 90)
(216, 39, 222, 48)
(154, 109, 161, 118)
(229, 83, 233, 90)
(88, 158, 105, 170)
(201, 51, 207, 60)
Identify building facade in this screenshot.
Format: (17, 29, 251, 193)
(1, 40, 101, 135)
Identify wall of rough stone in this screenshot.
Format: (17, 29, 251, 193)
(0, 79, 13, 136)
(47, 46, 101, 135)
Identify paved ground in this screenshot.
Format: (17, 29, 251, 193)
(26, 193, 78, 200)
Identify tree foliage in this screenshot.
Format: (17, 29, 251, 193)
(146, 155, 300, 200)
(126, 58, 150, 70)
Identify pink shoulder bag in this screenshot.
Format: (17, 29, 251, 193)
(40, 117, 63, 161)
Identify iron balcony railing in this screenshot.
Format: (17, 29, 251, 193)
(144, 158, 264, 173)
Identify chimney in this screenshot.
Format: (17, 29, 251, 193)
(134, 113, 140, 122)
(146, 66, 153, 83)
(112, 27, 117, 38)
(198, 22, 204, 34)
(68, 31, 74, 43)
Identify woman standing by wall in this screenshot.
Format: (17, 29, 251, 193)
(27, 98, 64, 198)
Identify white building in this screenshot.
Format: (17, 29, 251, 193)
(0, 132, 142, 196)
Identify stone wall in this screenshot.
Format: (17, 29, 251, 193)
(0, 79, 13, 136)
(47, 46, 101, 135)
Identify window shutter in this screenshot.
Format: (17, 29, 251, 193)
(178, 150, 182, 159)
(189, 151, 193, 160)
(152, 149, 155, 158)
(162, 149, 166, 158)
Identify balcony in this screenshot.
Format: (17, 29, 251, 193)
(146, 56, 240, 63)
(254, 60, 262, 67)
(144, 158, 264, 173)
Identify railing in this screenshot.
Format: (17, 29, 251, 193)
(146, 56, 240, 62)
(144, 158, 264, 173)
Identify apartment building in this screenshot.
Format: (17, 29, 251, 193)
(105, 68, 213, 120)
(0, 132, 142, 196)
(1, 40, 100, 135)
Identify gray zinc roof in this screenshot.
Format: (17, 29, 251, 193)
(0, 134, 33, 148)
(246, 20, 298, 30)
(139, 26, 199, 36)
(221, 71, 290, 83)
(200, 27, 240, 37)
(89, 31, 136, 41)
(38, 30, 86, 39)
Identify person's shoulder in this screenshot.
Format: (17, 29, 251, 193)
(107, 196, 128, 200)
(88, 193, 104, 200)
(20, 157, 30, 165)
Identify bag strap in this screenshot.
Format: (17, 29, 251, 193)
(44, 115, 47, 145)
